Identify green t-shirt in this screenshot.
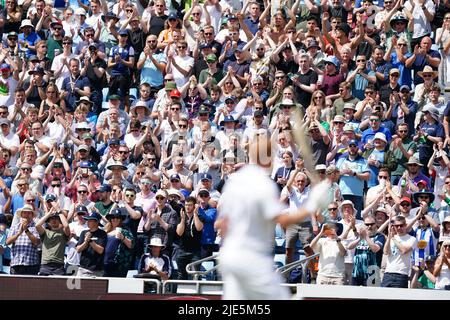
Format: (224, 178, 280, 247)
(40, 229, 69, 264)
(95, 201, 114, 217)
(46, 37, 63, 61)
(418, 274, 435, 289)
(390, 138, 417, 176)
(198, 69, 224, 87)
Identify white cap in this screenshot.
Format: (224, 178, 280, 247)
(75, 8, 87, 16)
(373, 132, 387, 143)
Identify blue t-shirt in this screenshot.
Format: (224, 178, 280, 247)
(367, 149, 385, 188)
(351, 69, 376, 100)
(18, 32, 41, 58)
(418, 121, 445, 161)
(139, 51, 167, 88)
(336, 155, 369, 197)
(361, 127, 392, 146)
(109, 45, 135, 76)
(198, 206, 217, 245)
(390, 51, 413, 87)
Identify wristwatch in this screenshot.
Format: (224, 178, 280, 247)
(336, 238, 341, 242)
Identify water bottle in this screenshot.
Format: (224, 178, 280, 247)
(54, 48, 60, 57)
(401, 178, 406, 188)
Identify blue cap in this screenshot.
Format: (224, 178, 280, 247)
(225, 96, 236, 103)
(75, 205, 88, 214)
(199, 173, 212, 181)
(106, 208, 126, 220)
(44, 194, 57, 202)
(168, 12, 178, 20)
(119, 29, 129, 36)
(400, 85, 411, 92)
(83, 211, 102, 222)
(109, 139, 120, 146)
(97, 184, 112, 193)
(324, 56, 340, 68)
(79, 160, 92, 168)
(348, 139, 358, 146)
(0, 63, 10, 70)
(220, 115, 238, 126)
(170, 173, 181, 181)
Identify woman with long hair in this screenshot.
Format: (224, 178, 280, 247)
(3, 0, 22, 34)
(309, 90, 331, 124)
(38, 83, 66, 122)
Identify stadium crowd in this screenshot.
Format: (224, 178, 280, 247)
(0, 0, 449, 291)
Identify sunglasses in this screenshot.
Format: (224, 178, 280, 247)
(365, 223, 375, 226)
(51, 184, 61, 188)
(356, 59, 366, 62)
(390, 74, 399, 77)
(393, 224, 405, 228)
(328, 207, 338, 211)
(86, 34, 94, 37)
(170, 179, 180, 183)
(275, 76, 285, 79)
(445, 181, 450, 184)
(63, 42, 72, 45)
(204, 32, 213, 35)
(400, 202, 411, 207)
(177, 46, 187, 49)
(365, 91, 374, 94)
(179, 124, 187, 128)
(119, 151, 128, 154)
(21, 167, 32, 171)
(199, 193, 209, 198)
(78, 190, 88, 194)
(171, 108, 180, 111)
(378, 176, 388, 179)
(398, 43, 407, 47)
(156, 196, 165, 200)
(26, 199, 35, 203)
(369, 118, 380, 122)
(125, 193, 135, 197)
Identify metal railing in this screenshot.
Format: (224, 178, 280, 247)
(276, 253, 320, 283)
(186, 253, 220, 281)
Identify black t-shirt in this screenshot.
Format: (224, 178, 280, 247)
(379, 83, 400, 107)
(129, 28, 146, 59)
(309, 137, 330, 166)
(275, 57, 299, 75)
(77, 228, 107, 271)
(23, 80, 48, 108)
(84, 57, 107, 91)
(122, 205, 144, 239)
(150, 15, 167, 37)
(294, 69, 318, 108)
(178, 213, 205, 253)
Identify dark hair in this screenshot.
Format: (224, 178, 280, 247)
(185, 196, 196, 204)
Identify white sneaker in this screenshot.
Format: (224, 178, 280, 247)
(304, 181, 333, 213)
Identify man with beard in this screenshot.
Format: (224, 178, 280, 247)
(336, 140, 370, 214)
(61, 58, 91, 113)
(347, 215, 385, 286)
(368, 46, 391, 89)
(94, 184, 113, 222)
(137, 35, 167, 92)
(398, 157, 430, 197)
(389, 123, 417, 184)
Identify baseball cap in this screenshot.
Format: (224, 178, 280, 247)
(198, 106, 209, 114)
(108, 94, 121, 101)
(348, 139, 358, 146)
(170, 89, 181, 98)
(198, 188, 210, 196)
(399, 196, 411, 204)
(168, 12, 178, 20)
(399, 85, 411, 92)
(324, 56, 340, 68)
(205, 53, 217, 62)
(75, 205, 89, 214)
(0, 118, 10, 126)
(97, 184, 112, 193)
(170, 173, 181, 181)
(199, 173, 212, 181)
(108, 139, 121, 146)
(118, 29, 129, 36)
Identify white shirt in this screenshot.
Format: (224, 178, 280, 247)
(51, 53, 76, 90)
(172, 55, 194, 88)
(385, 233, 417, 275)
(218, 165, 282, 254)
(312, 237, 346, 277)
